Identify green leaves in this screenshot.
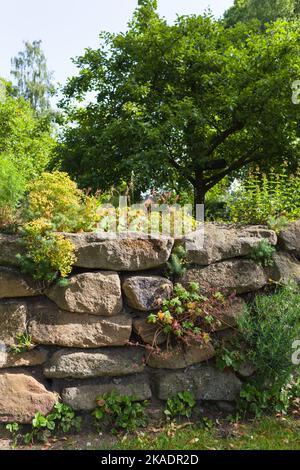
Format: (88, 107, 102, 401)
(164, 391, 196, 419)
(93, 391, 148, 433)
(58, 7, 300, 205)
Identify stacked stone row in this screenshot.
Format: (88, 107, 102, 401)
(0, 221, 299, 423)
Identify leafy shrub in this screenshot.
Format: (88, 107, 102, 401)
(217, 283, 300, 416)
(92, 391, 148, 434)
(164, 392, 196, 419)
(249, 240, 276, 267)
(24, 171, 100, 232)
(228, 165, 300, 225)
(6, 403, 81, 445)
(0, 155, 25, 230)
(17, 218, 76, 283)
(147, 283, 236, 349)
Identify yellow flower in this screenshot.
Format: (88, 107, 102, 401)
(158, 311, 165, 321)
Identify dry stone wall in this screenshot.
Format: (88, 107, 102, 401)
(0, 223, 299, 422)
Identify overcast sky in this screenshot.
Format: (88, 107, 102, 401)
(0, 0, 234, 87)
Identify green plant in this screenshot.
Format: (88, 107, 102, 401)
(10, 333, 34, 354)
(266, 215, 289, 234)
(249, 240, 276, 267)
(166, 245, 187, 279)
(215, 346, 246, 372)
(228, 165, 300, 225)
(23, 403, 81, 444)
(17, 218, 76, 283)
(5, 422, 22, 448)
(148, 283, 236, 349)
(239, 378, 300, 418)
(24, 171, 100, 232)
(219, 283, 300, 417)
(164, 392, 196, 420)
(92, 391, 148, 434)
(0, 155, 25, 231)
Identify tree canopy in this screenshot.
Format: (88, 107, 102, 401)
(11, 40, 55, 115)
(224, 0, 300, 26)
(57, 1, 300, 207)
(0, 79, 55, 180)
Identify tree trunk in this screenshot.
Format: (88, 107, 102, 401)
(193, 179, 206, 219)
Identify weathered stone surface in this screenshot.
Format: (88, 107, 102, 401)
(46, 272, 122, 316)
(0, 372, 57, 423)
(0, 234, 23, 267)
(28, 299, 132, 348)
(0, 348, 48, 369)
(213, 297, 246, 331)
(0, 301, 27, 347)
(44, 347, 145, 379)
(278, 221, 300, 258)
(268, 252, 300, 286)
(152, 364, 242, 401)
(63, 232, 174, 271)
(0, 267, 39, 299)
(62, 374, 152, 410)
(147, 342, 215, 369)
(185, 224, 277, 266)
(133, 313, 166, 345)
(123, 276, 173, 311)
(183, 259, 267, 294)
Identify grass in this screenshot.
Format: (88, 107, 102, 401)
(2, 416, 300, 450)
(103, 416, 300, 451)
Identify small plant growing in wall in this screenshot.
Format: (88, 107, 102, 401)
(164, 391, 196, 420)
(92, 391, 148, 434)
(10, 333, 34, 354)
(249, 240, 276, 267)
(166, 245, 187, 280)
(147, 282, 236, 350)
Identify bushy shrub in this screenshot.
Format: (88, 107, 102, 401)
(24, 171, 100, 232)
(0, 155, 25, 230)
(17, 218, 76, 283)
(218, 283, 300, 416)
(227, 165, 300, 225)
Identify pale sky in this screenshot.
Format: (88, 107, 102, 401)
(0, 0, 234, 87)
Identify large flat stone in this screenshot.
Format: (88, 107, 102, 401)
(46, 272, 122, 316)
(0, 348, 48, 369)
(0, 372, 57, 423)
(185, 224, 277, 266)
(62, 374, 152, 410)
(183, 259, 268, 294)
(123, 275, 173, 311)
(152, 364, 242, 401)
(0, 267, 39, 299)
(63, 232, 174, 271)
(268, 251, 300, 286)
(0, 301, 27, 347)
(147, 342, 215, 369)
(28, 299, 132, 348)
(278, 221, 300, 258)
(44, 347, 145, 379)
